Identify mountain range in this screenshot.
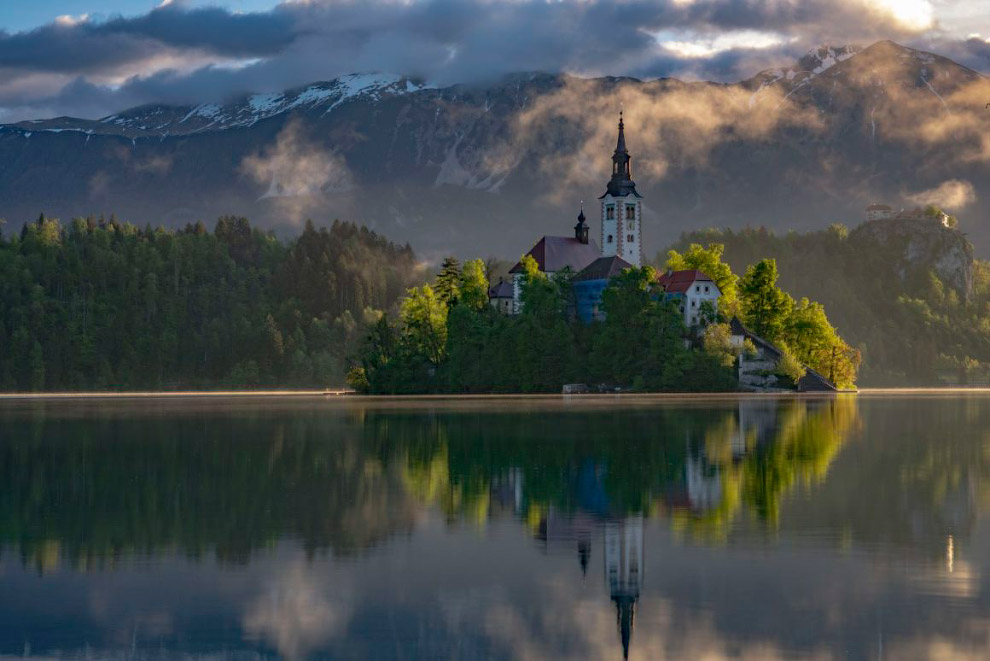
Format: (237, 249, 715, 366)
(1, 40, 987, 259)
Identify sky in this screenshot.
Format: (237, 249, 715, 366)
(0, 0, 988, 123)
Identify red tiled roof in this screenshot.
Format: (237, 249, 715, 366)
(509, 236, 601, 274)
(656, 269, 714, 294)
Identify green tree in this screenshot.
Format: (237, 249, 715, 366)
(29, 341, 45, 391)
(739, 259, 793, 342)
(592, 266, 658, 383)
(785, 298, 837, 362)
(785, 298, 860, 388)
(513, 256, 577, 391)
(434, 257, 462, 307)
(400, 285, 448, 368)
(774, 343, 807, 385)
(458, 259, 489, 311)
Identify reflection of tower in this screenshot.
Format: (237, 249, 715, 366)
(686, 455, 722, 511)
(578, 535, 591, 576)
(489, 468, 525, 515)
(605, 516, 643, 659)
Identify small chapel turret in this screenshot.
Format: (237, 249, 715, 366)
(574, 204, 589, 244)
(599, 112, 643, 267)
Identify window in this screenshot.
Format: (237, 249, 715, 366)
(627, 234, 634, 242)
(626, 205, 635, 219)
(704, 285, 710, 293)
(607, 234, 613, 244)
(606, 205, 615, 220)
(691, 300, 696, 308)
(695, 286, 700, 293)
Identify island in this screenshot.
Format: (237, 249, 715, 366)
(349, 115, 860, 394)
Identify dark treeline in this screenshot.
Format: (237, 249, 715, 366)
(0, 215, 419, 390)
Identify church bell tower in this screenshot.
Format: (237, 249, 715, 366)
(599, 112, 643, 267)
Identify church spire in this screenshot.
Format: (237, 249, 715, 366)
(603, 111, 639, 198)
(615, 110, 627, 154)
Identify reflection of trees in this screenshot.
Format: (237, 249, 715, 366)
(387, 408, 713, 523)
(669, 397, 858, 542)
(789, 396, 990, 557)
(0, 397, 862, 572)
(391, 397, 860, 541)
(0, 410, 418, 572)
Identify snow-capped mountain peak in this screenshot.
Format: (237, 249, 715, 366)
(797, 45, 861, 75)
(42, 73, 435, 138)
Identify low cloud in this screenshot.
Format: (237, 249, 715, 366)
(240, 119, 354, 223)
(504, 76, 823, 199)
(791, 41, 990, 167)
(907, 179, 977, 210)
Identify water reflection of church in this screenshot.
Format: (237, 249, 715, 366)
(490, 464, 644, 658)
(486, 399, 794, 659)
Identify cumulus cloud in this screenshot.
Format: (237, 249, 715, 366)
(0, 0, 982, 122)
(907, 179, 977, 209)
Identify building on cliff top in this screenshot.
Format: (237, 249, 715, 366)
(865, 203, 953, 227)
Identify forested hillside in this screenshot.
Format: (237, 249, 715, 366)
(0, 216, 418, 390)
(666, 219, 990, 385)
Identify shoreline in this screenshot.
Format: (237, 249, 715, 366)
(1, 388, 989, 401)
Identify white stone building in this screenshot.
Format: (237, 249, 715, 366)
(656, 269, 721, 327)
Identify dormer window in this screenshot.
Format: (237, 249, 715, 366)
(606, 205, 615, 220)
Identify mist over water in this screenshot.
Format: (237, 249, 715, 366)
(0, 394, 987, 659)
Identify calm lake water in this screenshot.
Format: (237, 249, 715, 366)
(1, 394, 988, 659)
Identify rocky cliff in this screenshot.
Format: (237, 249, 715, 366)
(851, 217, 974, 298)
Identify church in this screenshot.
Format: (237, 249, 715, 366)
(491, 112, 721, 327)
